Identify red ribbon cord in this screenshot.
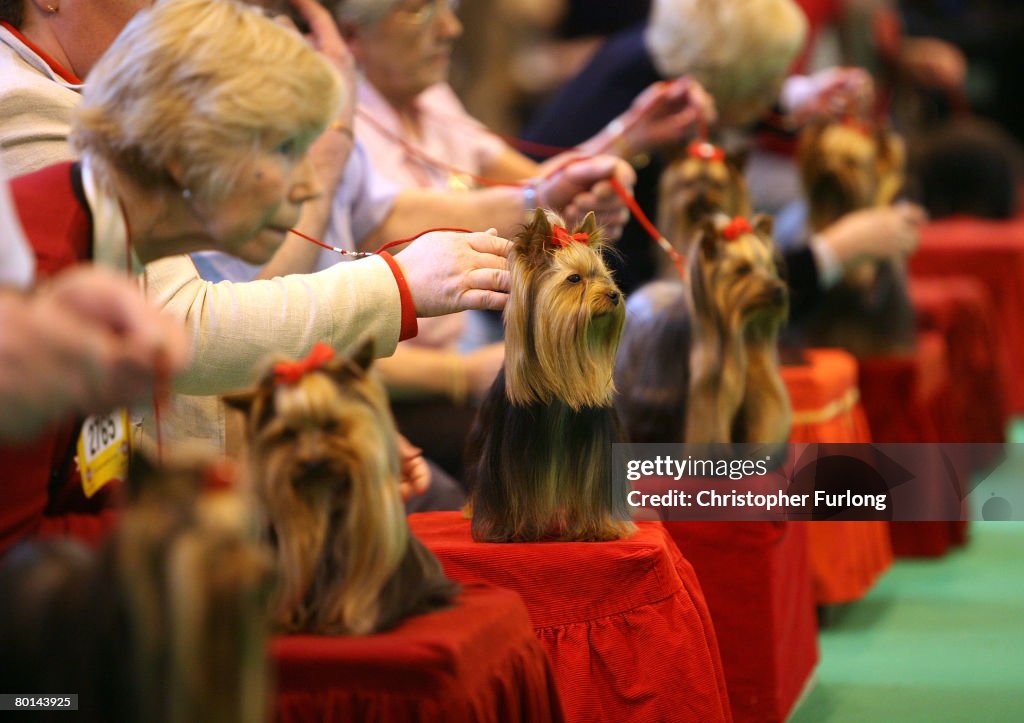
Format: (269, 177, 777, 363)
(273, 342, 336, 386)
(722, 217, 753, 241)
(551, 225, 589, 248)
(687, 140, 726, 163)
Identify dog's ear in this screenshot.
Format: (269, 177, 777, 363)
(127, 445, 161, 499)
(752, 214, 774, 240)
(514, 207, 553, 262)
(725, 145, 750, 173)
(223, 388, 258, 417)
(874, 128, 906, 205)
(576, 211, 602, 247)
(349, 338, 375, 373)
(698, 218, 720, 261)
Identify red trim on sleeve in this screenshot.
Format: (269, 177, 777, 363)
(379, 251, 418, 341)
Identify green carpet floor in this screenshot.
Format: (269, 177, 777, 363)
(790, 523, 1024, 722)
(790, 429, 1024, 722)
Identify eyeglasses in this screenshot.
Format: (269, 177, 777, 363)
(394, 0, 459, 26)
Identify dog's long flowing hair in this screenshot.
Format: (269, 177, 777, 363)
(467, 209, 634, 542)
(795, 119, 915, 356)
(657, 141, 752, 270)
(504, 210, 626, 410)
(0, 452, 272, 723)
(616, 214, 791, 445)
(228, 341, 455, 635)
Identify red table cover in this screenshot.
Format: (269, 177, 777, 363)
(909, 276, 1008, 443)
(663, 522, 818, 723)
(910, 217, 1024, 412)
(782, 349, 894, 603)
(856, 333, 968, 557)
(272, 584, 564, 723)
(409, 513, 732, 723)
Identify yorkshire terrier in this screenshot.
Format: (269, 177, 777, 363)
(0, 451, 271, 723)
(794, 118, 915, 356)
(226, 341, 457, 636)
(615, 214, 791, 445)
(658, 140, 752, 273)
(465, 209, 634, 542)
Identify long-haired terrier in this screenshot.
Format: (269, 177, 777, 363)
(616, 214, 791, 444)
(0, 451, 272, 723)
(658, 140, 752, 273)
(465, 209, 634, 542)
(795, 118, 915, 355)
(226, 341, 457, 635)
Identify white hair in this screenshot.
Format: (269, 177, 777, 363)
(645, 0, 808, 124)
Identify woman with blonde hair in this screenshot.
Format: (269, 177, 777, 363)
(0, 0, 510, 555)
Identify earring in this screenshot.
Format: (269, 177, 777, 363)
(182, 188, 192, 200)
(45, 4, 58, 13)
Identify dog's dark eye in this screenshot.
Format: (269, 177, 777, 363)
(566, 274, 582, 284)
(735, 263, 752, 276)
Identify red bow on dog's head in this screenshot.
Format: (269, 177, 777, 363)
(550, 225, 589, 248)
(273, 342, 336, 386)
(687, 140, 726, 163)
(722, 216, 753, 241)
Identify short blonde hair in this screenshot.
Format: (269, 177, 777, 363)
(646, 0, 808, 125)
(73, 0, 342, 200)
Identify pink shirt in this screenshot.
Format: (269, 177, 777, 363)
(356, 80, 507, 350)
(356, 80, 506, 192)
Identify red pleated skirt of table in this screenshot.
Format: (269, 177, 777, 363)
(272, 584, 564, 722)
(409, 513, 732, 723)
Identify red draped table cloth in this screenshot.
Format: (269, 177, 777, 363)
(782, 348, 893, 603)
(857, 332, 968, 556)
(663, 522, 818, 723)
(272, 584, 564, 722)
(409, 513, 732, 723)
(910, 217, 1024, 412)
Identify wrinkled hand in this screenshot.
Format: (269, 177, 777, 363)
(619, 77, 717, 155)
(819, 202, 925, 269)
(536, 155, 635, 240)
(397, 434, 431, 501)
(0, 266, 191, 440)
(783, 67, 875, 125)
(464, 341, 505, 399)
(394, 228, 511, 315)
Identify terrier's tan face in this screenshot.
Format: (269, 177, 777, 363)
(808, 124, 879, 209)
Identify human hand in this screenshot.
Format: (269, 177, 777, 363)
(393, 228, 511, 316)
(0, 267, 192, 440)
(397, 434, 431, 500)
(536, 155, 635, 240)
(616, 77, 717, 155)
(899, 37, 967, 93)
(818, 202, 925, 269)
(783, 67, 875, 124)
(464, 342, 505, 399)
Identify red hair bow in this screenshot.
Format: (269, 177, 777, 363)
(273, 342, 336, 386)
(687, 141, 726, 163)
(841, 116, 873, 137)
(722, 217, 752, 241)
(551, 225, 589, 248)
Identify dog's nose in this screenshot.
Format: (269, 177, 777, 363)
(299, 459, 330, 477)
(607, 291, 620, 306)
